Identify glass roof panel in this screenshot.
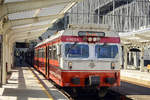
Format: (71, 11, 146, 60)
(8, 10, 36, 20)
(31, 20, 52, 26)
(37, 4, 67, 16)
(4, 0, 26, 3)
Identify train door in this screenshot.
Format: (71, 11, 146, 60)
(48, 46, 52, 78)
(37, 49, 39, 70)
(45, 46, 49, 78)
(43, 48, 46, 74)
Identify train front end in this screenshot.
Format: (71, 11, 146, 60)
(59, 29, 121, 89)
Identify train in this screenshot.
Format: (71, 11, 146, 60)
(27, 24, 121, 97)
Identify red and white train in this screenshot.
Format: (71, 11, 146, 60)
(34, 24, 121, 97)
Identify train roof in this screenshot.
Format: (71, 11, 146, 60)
(35, 30, 64, 48)
(35, 24, 118, 48)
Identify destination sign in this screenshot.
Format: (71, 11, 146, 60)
(78, 31, 105, 37)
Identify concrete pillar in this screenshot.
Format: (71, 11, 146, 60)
(0, 35, 2, 87)
(10, 43, 14, 68)
(7, 43, 11, 72)
(134, 52, 138, 68)
(129, 52, 132, 64)
(124, 46, 128, 70)
(140, 49, 144, 72)
(5, 38, 9, 72)
(11, 43, 15, 68)
(2, 34, 7, 84)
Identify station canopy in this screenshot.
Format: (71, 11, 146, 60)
(119, 27, 150, 46)
(0, 0, 81, 42)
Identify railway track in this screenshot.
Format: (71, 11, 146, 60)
(30, 67, 132, 100)
(49, 79, 132, 100)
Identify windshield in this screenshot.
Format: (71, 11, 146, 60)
(65, 44, 89, 58)
(95, 45, 118, 58)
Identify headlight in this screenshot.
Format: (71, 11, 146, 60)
(68, 62, 72, 69)
(93, 37, 97, 42)
(88, 37, 92, 42)
(111, 62, 115, 69)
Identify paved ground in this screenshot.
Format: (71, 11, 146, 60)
(1, 65, 150, 100)
(0, 66, 68, 100)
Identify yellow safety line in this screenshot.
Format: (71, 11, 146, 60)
(121, 76, 150, 89)
(29, 68, 53, 100)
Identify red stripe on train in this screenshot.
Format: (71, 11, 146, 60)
(61, 36, 120, 43)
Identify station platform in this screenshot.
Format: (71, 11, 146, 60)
(121, 69, 150, 88)
(110, 69, 150, 100)
(0, 67, 68, 100)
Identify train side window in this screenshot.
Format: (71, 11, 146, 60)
(49, 46, 52, 59)
(38, 49, 40, 58)
(42, 48, 44, 58)
(53, 46, 58, 60)
(34, 51, 36, 57)
(44, 48, 46, 58)
(39, 49, 40, 58)
(42, 48, 45, 58)
(40, 49, 42, 58)
(36, 50, 38, 57)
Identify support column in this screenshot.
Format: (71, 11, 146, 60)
(0, 35, 2, 87)
(134, 52, 138, 68)
(10, 43, 14, 69)
(129, 52, 132, 65)
(140, 48, 144, 72)
(10, 42, 15, 68)
(124, 46, 128, 70)
(7, 43, 11, 72)
(2, 34, 7, 84)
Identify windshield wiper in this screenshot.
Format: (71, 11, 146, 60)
(66, 42, 78, 57)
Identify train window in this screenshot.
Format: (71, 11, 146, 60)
(42, 49, 44, 58)
(34, 51, 36, 57)
(95, 45, 118, 58)
(39, 49, 43, 58)
(42, 48, 45, 58)
(41, 49, 43, 58)
(53, 46, 58, 60)
(48, 46, 52, 59)
(65, 44, 89, 58)
(39, 49, 41, 58)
